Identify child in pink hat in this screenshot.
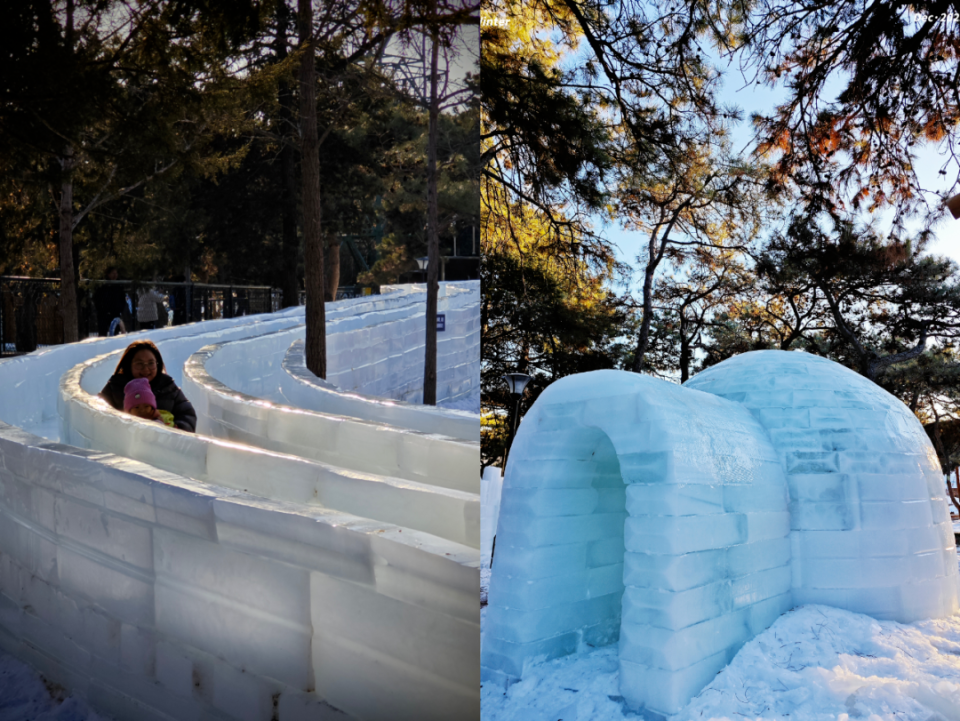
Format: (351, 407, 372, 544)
(123, 378, 175, 427)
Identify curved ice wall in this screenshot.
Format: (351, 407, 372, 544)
(321, 282, 479, 404)
(181, 283, 479, 441)
(482, 351, 960, 718)
(283, 339, 478, 440)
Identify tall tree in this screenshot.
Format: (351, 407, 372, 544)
(726, 0, 960, 229)
(275, 0, 301, 308)
(423, 6, 441, 404)
(622, 140, 764, 372)
(756, 210, 960, 382)
(481, 0, 614, 262)
(391, 0, 478, 404)
(1, 0, 264, 338)
(358, 103, 480, 287)
(299, 0, 326, 378)
(645, 247, 752, 382)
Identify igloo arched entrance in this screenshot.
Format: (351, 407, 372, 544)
(482, 370, 794, 717)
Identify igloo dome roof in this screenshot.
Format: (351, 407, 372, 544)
(686, 350, 956, 621)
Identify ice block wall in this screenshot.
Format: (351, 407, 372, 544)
(0, 422, 478, 721)
(685, 350, 960, 622)
(0, 306, 304, 436)
(480, 465, 503, 567)
(323, 282, 480, 404)
(181, 343, 478, 495)
(482, 370, 793, 717)
(185, 283, 479, 441)
(61, 357, 479, 547)
(0, 285, 428, 438)
(282, 340, 478, 441)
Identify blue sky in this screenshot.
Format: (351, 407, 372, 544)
(602, 50, 960, 294)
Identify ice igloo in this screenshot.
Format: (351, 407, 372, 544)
(481, 350, 960, 719)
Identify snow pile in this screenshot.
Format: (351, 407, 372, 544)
(0, 649, 112, 721)
(481, 604, 960, 721)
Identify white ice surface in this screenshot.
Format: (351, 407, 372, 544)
(282, 338, 479, 439)
(176, 286, 480, 491)
(274, 282, 480, 439)
(481, 599, 960, 721)
(439, 390, 480, 414)
(481, 467, 503, 568)
(3, 284, 426, 440)
(63, 339, 481, 547)
(1, 304, 304, 440)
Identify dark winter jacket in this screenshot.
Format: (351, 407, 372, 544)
(99, 373, 197, 432)
(93, 284, 128, 335)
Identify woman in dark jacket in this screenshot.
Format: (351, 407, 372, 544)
(99, 340, 197, 432)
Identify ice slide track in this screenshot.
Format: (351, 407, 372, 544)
(0, 285, 479, 721)
(65, 285, 480, 546)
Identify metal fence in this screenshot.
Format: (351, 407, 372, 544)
(0, 277, 282, 357)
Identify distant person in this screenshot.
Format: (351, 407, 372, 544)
(123, 378, 175, 427)
(172, 272, 190, 325)
(99, 340, 196, 432)
(137, 285, 167, 330)
(93, 267, 127, 336)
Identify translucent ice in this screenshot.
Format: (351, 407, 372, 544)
(483, 351, 960, 718)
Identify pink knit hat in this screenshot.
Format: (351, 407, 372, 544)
(124, 377, 157, 411)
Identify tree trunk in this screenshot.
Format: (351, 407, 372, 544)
(72, 238, 83, 337)
(58, 0, 79, 343)
(679, 310, 690, 383)
(932, 403, 948, 474)
(299, 0, 326, 378)
(325, 234, 340, 302)
(630, 257, 657, 373)
(422, 16, 441, 406)
(277, 0, 300, 309)
(59, 145, 79, 343)
(951, 468, 960, 516)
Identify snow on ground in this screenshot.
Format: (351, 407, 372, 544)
(481, 549, 960, 721)
(0, 649, 113, 721)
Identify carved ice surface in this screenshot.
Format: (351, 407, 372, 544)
(482, 350, 959, 719)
